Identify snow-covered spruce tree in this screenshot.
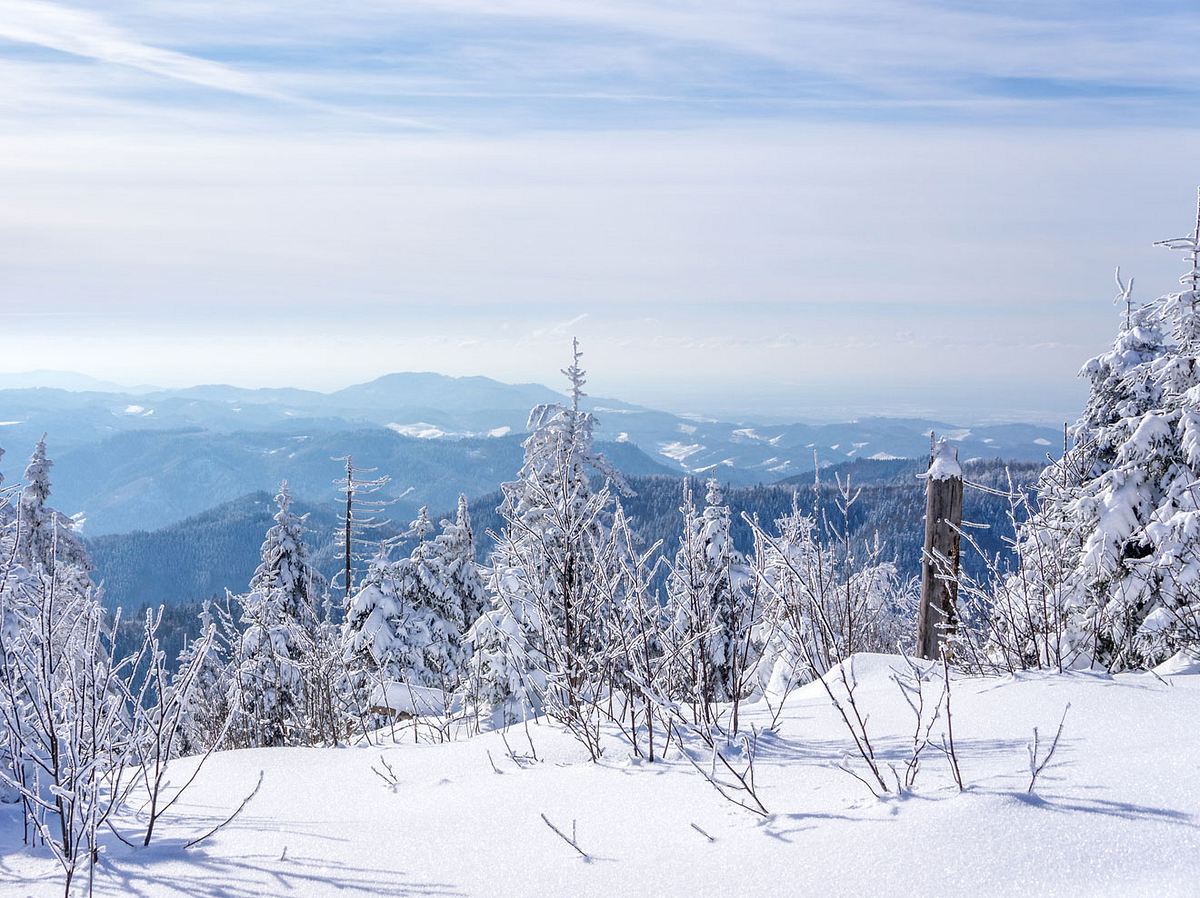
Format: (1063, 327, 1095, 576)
(384, 507, 467, 693)
(438, 495, 487, 629)
(16, 438, 92, 599)
(1006, 200, 1200, 669)
(229, 482, 325, 747)
(466, 340, 628, 753)
(411, 501, 482, 686)
(698, 479, 756, 704)
(340, 506, 475, 720)
(341, 547, 404, 694)
(665, 478, 758, 726)
(462, 586, 542, 729)
(1, 439, 109, 818)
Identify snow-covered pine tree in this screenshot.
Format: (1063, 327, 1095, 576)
(665, 477, 758, 727)
(976, 271, 1167, 671)
(229, 482, 324, 747)
(410, 499, 485, 688)
(249, 481, 324, 630)
(1011, 195, 1200, 669)
(15, 439, 92, 598)
(340, 547, 405, 699)
(385, 508, 458, 693)
(341, 505, 476, 715)
(698, 478, 755, 703)
(436, 496, 487, 629)
(407, 505, 435, 543)
(5, 439, 104, 705)
(466, 340, 627, 747)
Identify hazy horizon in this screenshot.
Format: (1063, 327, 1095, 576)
(4, 2, 1199, 422)
(0, 362, 1083, 426)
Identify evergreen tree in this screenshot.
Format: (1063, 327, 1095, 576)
(16, 439, 91, 596)
(341, 504, 478, 707)
(466, 340, 626, 740)
(437, 496, 487, 628)
(341, 548, 406, 694)
(666, 478, 755, 715)
(229, 482, 323, 747)
(248, 481, 323, 630)
(1016, 198, 1200, 668)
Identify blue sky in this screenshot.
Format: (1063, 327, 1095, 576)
(1, 1, 1199, 422)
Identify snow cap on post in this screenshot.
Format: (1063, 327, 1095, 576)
(927, 437, 961, 481)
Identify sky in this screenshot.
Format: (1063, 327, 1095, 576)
(1, 1, 1200, 423)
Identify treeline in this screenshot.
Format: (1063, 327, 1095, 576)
(88, 458, 1040, 656)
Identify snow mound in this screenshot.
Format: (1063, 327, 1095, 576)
(1154, 649, 1200, 676)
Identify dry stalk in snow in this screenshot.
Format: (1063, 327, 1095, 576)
(540, 813, 590, 860)
(1027, 704, 1070, 794)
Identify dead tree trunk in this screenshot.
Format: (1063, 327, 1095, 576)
(917, 438, 963, 660)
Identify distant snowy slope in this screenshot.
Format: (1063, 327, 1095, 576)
(42, 430, 674, 535)
(2, 656, 1194, 897)
(0, 371, 1062, 535)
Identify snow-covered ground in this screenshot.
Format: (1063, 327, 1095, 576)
(2, 654, 1197, 897)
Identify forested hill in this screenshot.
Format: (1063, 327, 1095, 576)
(88, 457, 1041, 617)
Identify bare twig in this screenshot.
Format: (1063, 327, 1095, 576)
(941, 650, 964, 791)
(1027, 703, 1070, 794)
(540, 813, 590, 860)
(185, 771, 264, 849)
(671, 723, 768, 817)
(371, 754, 401, 792)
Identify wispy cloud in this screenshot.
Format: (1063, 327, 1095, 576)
(0, 0, 435, 128)
(0, 0, 289, 100)
(3, 1, 1199, 131)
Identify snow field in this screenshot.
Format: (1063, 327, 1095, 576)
(3, 654, 1196, 897)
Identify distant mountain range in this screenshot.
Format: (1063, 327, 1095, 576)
(0, 370, 1063, 535)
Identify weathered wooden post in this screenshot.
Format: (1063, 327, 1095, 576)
(917, 437, 963, 660)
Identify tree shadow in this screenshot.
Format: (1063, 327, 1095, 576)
(995, 790, 1196, 826)
(92, 847, 466, 898)
(0, 814, 466, 898)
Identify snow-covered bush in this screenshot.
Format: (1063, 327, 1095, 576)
(175, 598, 238, 756)
(749, 479, 916, 692)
